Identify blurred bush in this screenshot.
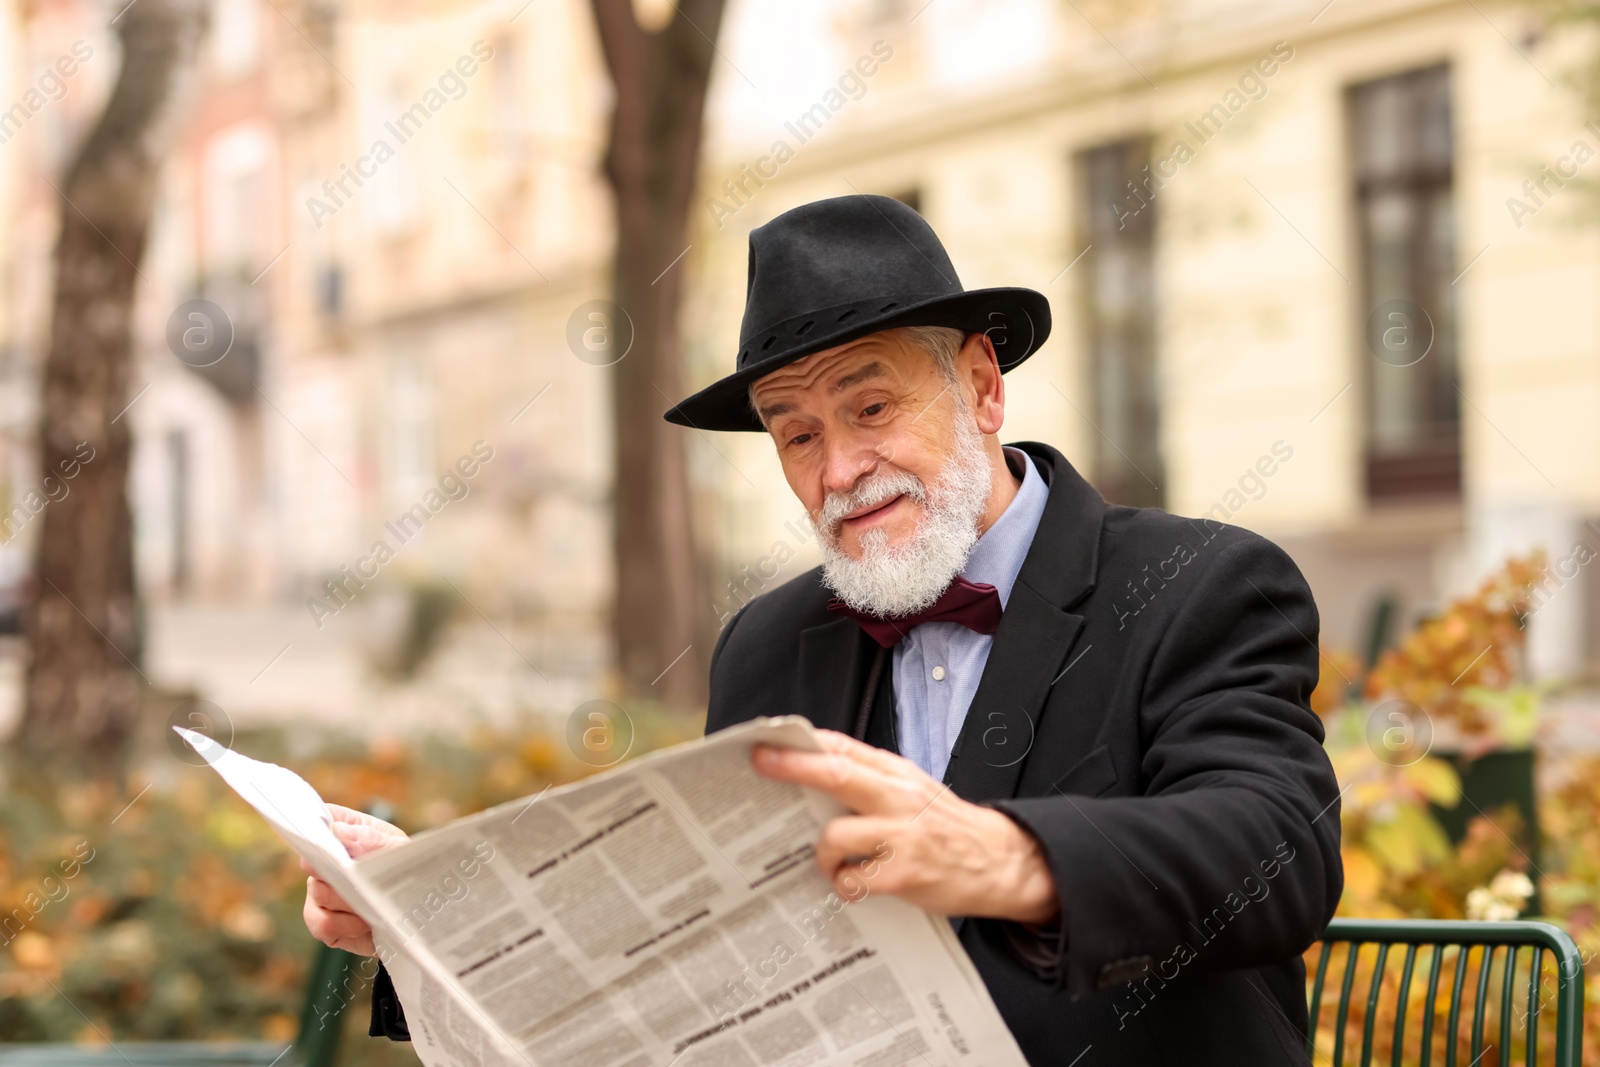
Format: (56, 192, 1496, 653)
(1308, 554, 1600, 1059)
(0, 704, 700, 1057)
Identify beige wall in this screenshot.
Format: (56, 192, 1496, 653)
(688, 0, 1600, 668)
(5, 0, 1599, 718)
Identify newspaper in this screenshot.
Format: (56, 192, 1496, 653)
(178, 716, 1030, 1067)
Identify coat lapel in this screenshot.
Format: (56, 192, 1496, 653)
(798, 616, 878, 736)
(943, 443, 1106, 803)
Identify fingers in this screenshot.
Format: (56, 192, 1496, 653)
(327, 804, 406, 839)
(813, 816, 897, 879)
(303, 878, 375, 956)
(754, 742, 929, 816)
(306, 903, 368, 939)
(306, 875, 357, 915)
(304, 809, 400, 956)
(814, 730, 920, 777)
(311, 919, 374, 955)
(754, 745, 885, 812)
(332, 820, 410, 860)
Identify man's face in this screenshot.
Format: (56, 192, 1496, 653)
(751, 330, 984, 560)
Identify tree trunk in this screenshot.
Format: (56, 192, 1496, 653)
(15, 0, 207, 773)
(590, 0, 726, 707)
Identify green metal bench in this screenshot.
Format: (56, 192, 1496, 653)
(1309, 918, 1586, 1067)
(5, 918, 1588, 1065)
(0, 942, 359, 1067)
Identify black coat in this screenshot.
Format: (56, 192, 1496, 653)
(705, 441, 1342, 1066)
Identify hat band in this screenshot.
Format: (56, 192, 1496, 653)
(737, 293, 950, 369)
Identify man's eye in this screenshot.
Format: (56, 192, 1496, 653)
(789, 433, 814, 447)
(861, 403, 886, 418)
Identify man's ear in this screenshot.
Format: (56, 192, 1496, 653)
(964, 332, 1006, 435)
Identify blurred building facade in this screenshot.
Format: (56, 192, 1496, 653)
(0, 0, 618, 729)
(1, 0, 1599, 732)
(690, 0, 1600, 688)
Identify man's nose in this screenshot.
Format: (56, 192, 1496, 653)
(820, 435, 888, 497)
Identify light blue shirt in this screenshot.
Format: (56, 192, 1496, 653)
(893, 447, 1049, 782)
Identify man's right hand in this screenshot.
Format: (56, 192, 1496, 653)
(301, 804, 409, 956)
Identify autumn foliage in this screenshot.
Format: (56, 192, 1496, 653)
(1308, 554, 1600, 1063)
(0, 710, 697, 1052)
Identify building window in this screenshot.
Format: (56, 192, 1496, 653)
(1350, 65, 1460, 501)
(316, 263, 343, 319)
(203, 123, 274, 278)
(1076, 139, 1163, 509)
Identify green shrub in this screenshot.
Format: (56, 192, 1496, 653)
(0, 705, 700, 1056)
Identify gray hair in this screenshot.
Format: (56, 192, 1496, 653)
(895, 326, 965, 382)
(748, 326, 966, 426)
(900, 327, 972, 423)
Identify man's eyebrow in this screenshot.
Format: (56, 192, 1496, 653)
(757, 400, 795, 421)
(754, 361, 886, 422)
(831, 362, 887, 392)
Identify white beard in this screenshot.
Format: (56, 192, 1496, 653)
(813, 413, 994, 619)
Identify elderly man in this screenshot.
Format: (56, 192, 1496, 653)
(307, 195, 1341, 1065)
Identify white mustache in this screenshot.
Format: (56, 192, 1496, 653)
(818, 469, 926, 536)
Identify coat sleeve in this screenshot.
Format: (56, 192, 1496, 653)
(990, 535, 1343, 999)
(368, 963, 411, 1040)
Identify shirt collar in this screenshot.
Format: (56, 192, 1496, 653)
(961, 446, 1049, 610)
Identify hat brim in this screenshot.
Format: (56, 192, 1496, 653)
(663, 286, 1051, 433)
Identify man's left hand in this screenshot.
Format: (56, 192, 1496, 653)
(753, 730, 1058, 924)
(300, 805, 410, 956)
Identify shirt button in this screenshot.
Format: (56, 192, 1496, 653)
(932, 666, 947, 682)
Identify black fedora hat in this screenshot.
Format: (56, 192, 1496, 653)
(663, 194, 1050, 432)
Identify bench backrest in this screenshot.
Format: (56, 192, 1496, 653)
(1309, 918, 1585, 1067)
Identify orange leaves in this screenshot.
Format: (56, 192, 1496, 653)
(1311, 649, 1361, 717)
(218, 902, 274, 942)
(1321, 556, 1551, 925)
(8, 931, 57, 972)
(520, 735, 559, 773)
(0, 706, 764, 1041)
(1365, 553, 1546, 739)
(176, 852, 252, 930)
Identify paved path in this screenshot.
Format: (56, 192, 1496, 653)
(0, 602, 607, 740)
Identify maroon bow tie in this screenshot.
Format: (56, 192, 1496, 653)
(828, 576, 1003, 648)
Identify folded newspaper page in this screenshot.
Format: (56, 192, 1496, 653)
(178, 716, 1029, 1067)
